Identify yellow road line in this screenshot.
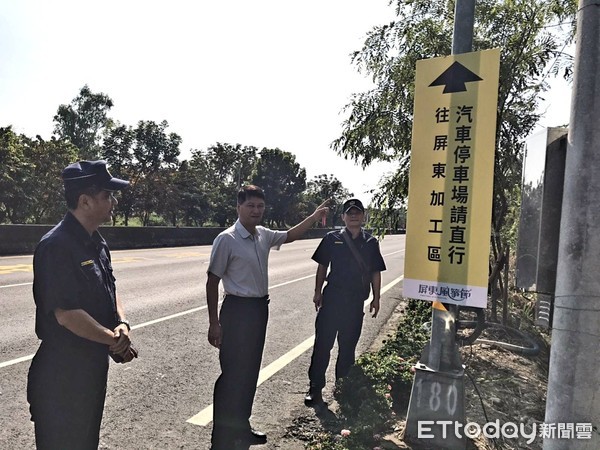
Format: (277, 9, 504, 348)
(0, 252, 209, 278)
(0, 264, 33, 275)
(111, 257, 152, 264)
(165, 252, 209, 259)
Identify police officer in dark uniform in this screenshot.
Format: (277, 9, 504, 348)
(27, 160, 136, 450)
(304, 198, 386, 405)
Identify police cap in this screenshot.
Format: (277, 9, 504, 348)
(62, 160, 129, 192)
(342, 198, 365, 213)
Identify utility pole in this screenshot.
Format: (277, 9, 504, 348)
(543, 0, 600, 448)
(452, 0, 475, 53)
(444, 0, 477, 361)
(427, 0, 476, 382)
(404, 2, 477, 448)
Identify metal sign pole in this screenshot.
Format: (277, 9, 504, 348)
(405, 1, 477, 448)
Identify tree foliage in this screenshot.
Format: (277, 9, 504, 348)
(305, 174, 352, 226)
(0, 127, 30, 223)
(0, 127, 79, 224)
(2, 87, 353, 228)
(333, 0, 576, 241)
(21, 136, 79, 224)
(53, 85, 114, 159)
(205, 142, 258, 188)
(165, 160, 212, 227)
(101, 120, 181, 226)
(252, 148, 307, 228)
(192, 143, 260, 226)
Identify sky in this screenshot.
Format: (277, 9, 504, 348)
(0, 0, 572, 206)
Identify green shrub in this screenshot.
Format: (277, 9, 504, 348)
(314, 300, 432, 449)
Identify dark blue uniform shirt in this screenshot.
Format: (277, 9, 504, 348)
(32, 211, 118, 354)
(312, 228, 386, 298)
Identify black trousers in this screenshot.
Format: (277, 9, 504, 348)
(211, 295, 269, 449)
(27, 341, 108, 450)
(308, 285, 365, 390)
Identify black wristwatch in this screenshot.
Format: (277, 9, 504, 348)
(117, 318, 131, 331)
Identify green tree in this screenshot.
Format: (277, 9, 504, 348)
(195, 143, 258, 226)
(332, 0, 576, 280)
(21, 136, 79, 223)
(0, 129, 78, 224)
(252, 148, 307, 228)
(305, 174, 351, 226)
(205, 143, 258, 189)
(101, 123, 135, 224)
(53, 85, 114, 159)
(131, 120, 181, 226)
(166, 160, 212, 226)
(0, 127, 29, 223)
(101, 120, 181, 226)
(132, 120, 181, 174)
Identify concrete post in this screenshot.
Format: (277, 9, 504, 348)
(543, 0, 600, 448)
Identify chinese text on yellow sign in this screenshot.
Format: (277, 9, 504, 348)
(403, 48, 500, 308)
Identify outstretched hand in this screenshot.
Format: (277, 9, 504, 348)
(285, 199, 333, 243)
(313, 199, 331, 222)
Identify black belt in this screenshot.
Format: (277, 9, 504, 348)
(225, 294, 269, 301)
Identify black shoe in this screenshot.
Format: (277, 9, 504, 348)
(304, 388, 323, 405)
(210, 439, 244, 450)
(241, 428, 267, 444)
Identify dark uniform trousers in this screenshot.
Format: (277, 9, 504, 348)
(211, 295, 269, 449)
(28, 341, 108, 450)
(308, 284, 365, 390)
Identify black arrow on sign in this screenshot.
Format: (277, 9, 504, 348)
(429, 61, 483, 93)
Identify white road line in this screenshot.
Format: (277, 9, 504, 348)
(270, 274, 313, 288)
(186, 275, 404, 427)
(0, 248, 404, 372)
(186, 335, 316, 426)
(0, 354, 35, 369)
(0, 306, 213, 370)
(0, 282, 32, 289)
(0, 271, 333, 369)
(131, 307, 205, 330)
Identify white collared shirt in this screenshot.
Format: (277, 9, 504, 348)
(207, 219, 288, 297)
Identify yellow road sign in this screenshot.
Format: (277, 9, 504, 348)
(403, 49, 500, 308)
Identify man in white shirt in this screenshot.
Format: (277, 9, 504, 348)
(206, 185, 328, 450)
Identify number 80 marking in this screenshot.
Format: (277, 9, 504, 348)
(415, 379, 458, 416)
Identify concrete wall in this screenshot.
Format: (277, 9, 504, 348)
(0, 224, 331, 256)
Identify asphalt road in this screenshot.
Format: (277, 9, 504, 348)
(0, 234, 406, 449)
